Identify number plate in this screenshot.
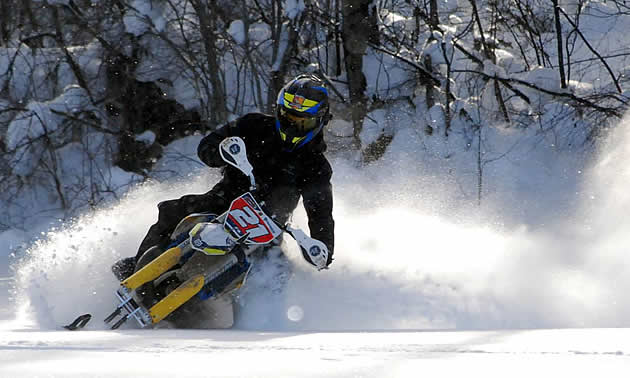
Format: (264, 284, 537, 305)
(224, 193, 281, 244)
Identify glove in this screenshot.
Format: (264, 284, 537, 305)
(287, 226, 330, 270)
(300, 244, 330, 270)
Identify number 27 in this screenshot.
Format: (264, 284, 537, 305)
(231, 207, 268, 238)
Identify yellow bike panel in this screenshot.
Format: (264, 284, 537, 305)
(149, 274, 205, 324)
(203, 247, 228, 255)
(121, 247, 182, 291)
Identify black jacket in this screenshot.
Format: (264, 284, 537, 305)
(197, 113, 335, 258)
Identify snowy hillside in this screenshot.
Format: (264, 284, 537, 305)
(2, 0, 630, 376)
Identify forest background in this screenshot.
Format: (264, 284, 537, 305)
(2, 0, 629, 232)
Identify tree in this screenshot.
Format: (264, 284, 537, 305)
(190, 0, 228, 126)
(342, 0, 377, 149)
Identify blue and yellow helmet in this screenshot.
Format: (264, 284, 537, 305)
(275, 74, 331, 151)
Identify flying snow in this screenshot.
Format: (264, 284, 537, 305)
(6, 113, 630, 331)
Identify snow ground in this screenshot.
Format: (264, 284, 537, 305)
(1, 327, 630, 377)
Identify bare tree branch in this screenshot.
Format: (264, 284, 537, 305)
(455, 69, 624, 117)
(557, 6, 623, 93)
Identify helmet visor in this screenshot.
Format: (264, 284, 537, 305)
(277, 107, 319, 135)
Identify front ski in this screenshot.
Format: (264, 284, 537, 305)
(103, 288, 152, 329)
(102, 273, 205, 329)
(64, 314, 92, 330)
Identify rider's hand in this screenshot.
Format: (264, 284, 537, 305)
(300, 245, 330, 271)
(326, 253, 333, 268)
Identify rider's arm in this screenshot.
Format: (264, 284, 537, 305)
(197, 123, 232, 167)
(302, 159, 335, 265)
(197, 113, 267, 167)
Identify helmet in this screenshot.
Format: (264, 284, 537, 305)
(275, 74, 331, 151)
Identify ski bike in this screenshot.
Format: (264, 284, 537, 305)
(65, 137, 329, 330)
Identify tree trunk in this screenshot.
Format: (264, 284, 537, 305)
(191, 0, 227, 127)
(552, 0, 567, 89)
(265, 0, 302, 113)
(428, 0, 439, 29)
(469, 0, 510, 122)
(51, 6, 93, 100)
(477, 124, 483, 206)
(21, 0, 38, 40)
(441, 41, 452, 135)
(342, 0, 376, 149)
(335, 0, 343, 76)
(424, 0, 439, 113)
(0, 0, 9, 46)
(424, 55, 435, 110)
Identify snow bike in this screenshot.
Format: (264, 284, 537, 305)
(66, 137, 329, 330)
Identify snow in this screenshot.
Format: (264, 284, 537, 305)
(272, 23, 291, 71)
(328, 118, 354, 138)
(5, 44, 34, 101)
(494, 49, 523, 75)
(2, 1, 630, 375)
(361, 109, 388, 145)
(440, 0, 459, 13)
(519, 67, 563, 93)
(51, 85, 93, 112)
(227, 20, 247, 45)
(1, 328, 630, 377)
(150, 134, 206, 180)
(381, 10, 407, 27)
(285, 0, 305, 20)
(123, 0, 167, 36)
(425, 41, 442, 60)
(6, 100, 61, 176)
(135, 130, 157, 145)
(172, 69, 207, 110)
(363, 48, 411, 99)
(248, 22, 272, 43)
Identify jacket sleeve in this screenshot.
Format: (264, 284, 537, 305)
(301, 158, 335, 264)
(197, 113, 268, 167)
(197, 122, 233, 167)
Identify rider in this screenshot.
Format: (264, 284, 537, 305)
(113, 74, 335, 280)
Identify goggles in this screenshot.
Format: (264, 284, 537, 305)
(275, 119, 322, 151)
(277, 107, 319, 134)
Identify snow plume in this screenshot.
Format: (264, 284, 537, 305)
(10, 115, 630, 331)
(12, 171, 221, 329)
(236, 118, 630, 331)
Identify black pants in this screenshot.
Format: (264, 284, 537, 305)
(135, 182, 232, 260)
